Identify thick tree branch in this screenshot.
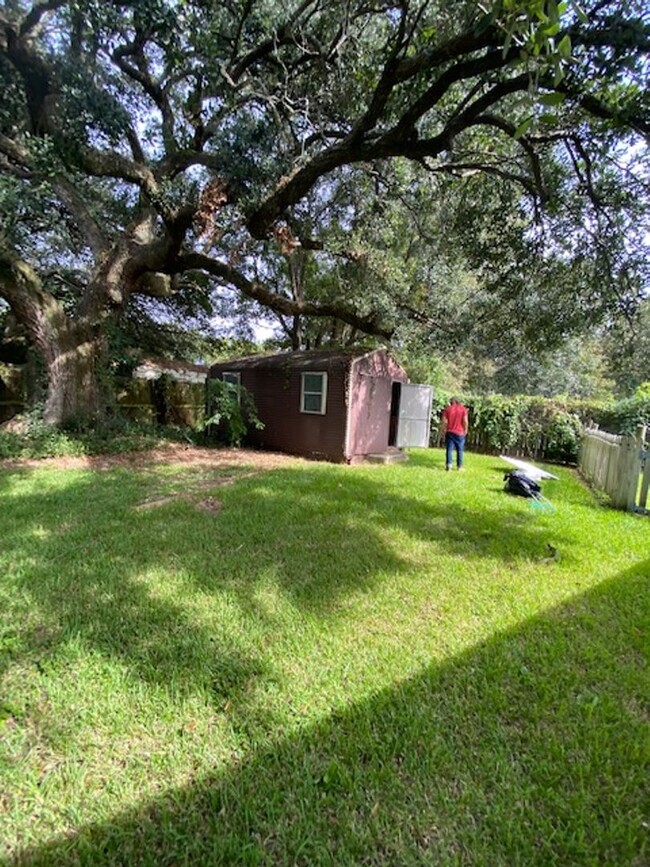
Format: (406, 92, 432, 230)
(390, 74, 529, 155)
(159, 149, 230, 179)
(2, 16, 167, 209)
(247, 73, 530, 239)
(76, 203, 195, 322)
(346, 4, 410, 143)
(18, 0, 66, 37)
(125, 126, 147, 164)
(228, 0, 320, 82)
(0, 244, 66, 357)
(466, 113, 547, 199)
(0, 155, 31, 180)
(111, 40, 177, 153)
(245, 9, 647, 239)
(563, 87, 650, 138)
(50, 175, 108, 256)
(0, 129, 121, 250)
(74, 145, 161, 198)
(0, 133, 33, 170)
(393, 21, 500, 82)
(177, 251, 393, 339)
(388, 48, 521, 140)
(2, 16, 56, 133)
(0, 129, 152, 232)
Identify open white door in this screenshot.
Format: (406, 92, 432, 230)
(396, 383, 433, 448)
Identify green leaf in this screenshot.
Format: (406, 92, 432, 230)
(502, 29, 513, 58)
(558, 34, 572, 58)
(570, 0, 589, 23)
(541, 22, 561, 37)
(539, 92, 566, 106)
(514, 116, 534, 139)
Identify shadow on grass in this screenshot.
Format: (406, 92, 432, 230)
(10, 561, 648, 866)
(407, 450, 593, 509)
(0, 458, 583, 696)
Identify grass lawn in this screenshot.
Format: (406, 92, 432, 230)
(0, 447, 647, 865)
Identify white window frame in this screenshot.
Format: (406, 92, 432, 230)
(300, 371, 328, 415)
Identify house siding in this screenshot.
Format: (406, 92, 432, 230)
(238, 365, 348, 461)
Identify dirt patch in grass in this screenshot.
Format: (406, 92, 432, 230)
(0, 445, 306, 513)
(0, 444, 304, 473)
(196, 496, 223, 513)
(133, 472, 247, 511)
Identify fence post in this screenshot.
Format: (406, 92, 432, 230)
(620, 427, 645, 512)
(639, 454, 650, 514)
(636, 427, 648, 513)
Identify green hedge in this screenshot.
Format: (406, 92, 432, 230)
(431, 393, 649, 465)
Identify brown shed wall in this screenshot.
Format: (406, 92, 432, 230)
(210, 349, 410, 463)
(237, 365, 349, 461)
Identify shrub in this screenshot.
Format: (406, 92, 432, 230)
(429, 393, 635, 465)
(0, 416, 165, 460)
(201, 379, 264, 447)
(596, 396, 650, 437)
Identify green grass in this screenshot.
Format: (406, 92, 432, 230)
(0, 448, 647, 866)
(0, 421, 198, 460)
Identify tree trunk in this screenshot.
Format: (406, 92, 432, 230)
(1, 246, 116, 429)
(42, 328, 106, 428)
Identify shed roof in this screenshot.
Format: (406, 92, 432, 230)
(209, 348, 378, 373)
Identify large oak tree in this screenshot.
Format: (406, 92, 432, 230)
(0, 0, 647, 424)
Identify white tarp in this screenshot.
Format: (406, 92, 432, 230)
(500, 455, 559, 480)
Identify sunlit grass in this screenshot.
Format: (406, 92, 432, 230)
(1, 448, 647, 865)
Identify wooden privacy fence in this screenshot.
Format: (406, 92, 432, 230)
(0, 367, 206, 428)
(579, 426, 648, 513)
(115, 377, 205, 427)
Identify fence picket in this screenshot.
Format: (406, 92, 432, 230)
(639, 449, 650, 513)
(579, 426, 645, 512)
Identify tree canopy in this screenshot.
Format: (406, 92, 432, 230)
(0, 0, 648, 423)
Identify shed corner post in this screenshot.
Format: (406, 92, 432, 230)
(343, 357, 356, 462)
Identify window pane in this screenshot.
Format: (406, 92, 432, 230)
(303, 373, 323, 393)
(223, 372, 239, 384)
(303, 393, 322, 413)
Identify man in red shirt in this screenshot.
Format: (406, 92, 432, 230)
(440, 397, 469, 471)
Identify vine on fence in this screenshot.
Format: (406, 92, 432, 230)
(431, 392, 650, 464)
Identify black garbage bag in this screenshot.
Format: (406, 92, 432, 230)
(503, 470, 542, 499)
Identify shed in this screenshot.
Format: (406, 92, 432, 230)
(208, 348, 433, 463)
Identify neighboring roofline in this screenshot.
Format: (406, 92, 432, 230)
(133, 357, 208, 383)
(135, 356, 208, 373)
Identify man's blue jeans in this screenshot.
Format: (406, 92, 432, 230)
(445, 433, 466, 469)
